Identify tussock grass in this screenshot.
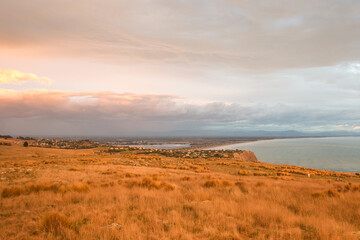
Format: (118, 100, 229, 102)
(124, 172, 140, 178)
(255, 181, 266, 187)
(41, 212, 71, 235)
(203, 179, 233, 188)
(235, 181, 248, 193)
(180, 176, 192, 181)
(125, 177, 175, 191)
(1, 182, 89, 198)
(238, 170, 253, 176)
(312, 189, 341, 198)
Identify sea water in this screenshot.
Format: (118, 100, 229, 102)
(207, 137, 360, 173)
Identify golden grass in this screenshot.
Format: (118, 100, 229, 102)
(312, 189, 341, 198)
(41, 212, 71, 235)
(203, 179, 233, 188)
(125, 177, 176, 191)
(1, 182, 89, 198)
(0, 141, 360, 239)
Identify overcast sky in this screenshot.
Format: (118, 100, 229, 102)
(0, 0, 359, 136)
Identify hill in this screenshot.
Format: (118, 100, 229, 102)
(0, 139, 359, 239)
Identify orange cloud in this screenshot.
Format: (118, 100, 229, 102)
(0, 67, 51, 85)
(0, 89, 178, 119)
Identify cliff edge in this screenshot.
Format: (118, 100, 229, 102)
(234, 151, 258, 162)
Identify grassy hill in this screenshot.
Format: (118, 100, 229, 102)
(0, 139, 359, 239)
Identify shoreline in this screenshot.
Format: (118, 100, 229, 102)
(196, 140, 260, 150)
(109, 135, 360, 153)
(203, 135, 360, 150)
(205, 136, 360, 174)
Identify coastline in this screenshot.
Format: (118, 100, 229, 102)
(203, 135, 360, 150)
(205, 136, 360, 173)
(197, 140, 260, 150)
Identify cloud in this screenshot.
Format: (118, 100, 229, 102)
(354, 126, 360, 130)
(0, 88, 252, 121)
(0, 88, 359, 136)
(0, 0, 359, 72)
(0, 67, 51, 85)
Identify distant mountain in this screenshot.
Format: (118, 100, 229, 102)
(164, 129, 360, 138)
(226, 130, 360, 138)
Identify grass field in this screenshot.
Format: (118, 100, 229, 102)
(1, 139, 360, 239)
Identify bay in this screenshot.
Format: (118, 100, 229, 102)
(207, 137, 360, 173)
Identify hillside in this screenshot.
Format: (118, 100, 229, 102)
(0, 140, 360, 239)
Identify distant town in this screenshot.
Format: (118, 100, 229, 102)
(0, 135, 249, 159)
(0, 135, 102, 149)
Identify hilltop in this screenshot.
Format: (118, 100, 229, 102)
(0, 139, 359, 239)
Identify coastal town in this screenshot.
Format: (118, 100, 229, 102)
(0, 136, 102, 149)
(102, 146, 247, 159)
(1, 136, 249, 158)
(29, 139, 102, 149)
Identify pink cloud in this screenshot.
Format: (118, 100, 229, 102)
(0, 89, 183, 119)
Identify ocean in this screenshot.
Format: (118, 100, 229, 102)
(207, 136, 360, 173)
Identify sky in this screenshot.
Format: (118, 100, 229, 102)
(0, 0, 360, 136)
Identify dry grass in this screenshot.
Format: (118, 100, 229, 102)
(312, 189, 341, 198)
(1, 182, 89, 198)
(0, 141, 360, 239)
(41, 212, 71, 235)
(125, 177, 176, 191)
(203, 179, 233, 188)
